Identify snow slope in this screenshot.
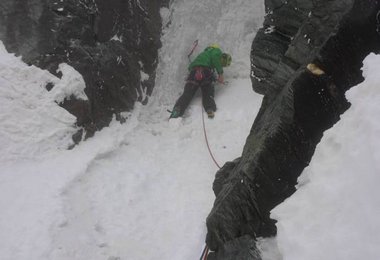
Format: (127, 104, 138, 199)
(1, 0, 380, 259)
(0, 0, 265, 259)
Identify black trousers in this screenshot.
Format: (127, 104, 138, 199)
(174, 68, 216, 116)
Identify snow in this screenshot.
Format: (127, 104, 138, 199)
(110, 35, 123, 42)
(0, 42, 78, 161)
(1, 0, 379, 259)
(52, 63, 88, 103)
(140, 70, 149, 82)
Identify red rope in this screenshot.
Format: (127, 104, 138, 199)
(200, 244, 209, 260)
(204, 247, 209, 260)
(201, 108, 221, 169)
(199, 107, 219, 260)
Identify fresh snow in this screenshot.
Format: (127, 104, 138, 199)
(52, 63, 88, 103)
(0, 42, 78, 161)
(1, 0, 379, 260)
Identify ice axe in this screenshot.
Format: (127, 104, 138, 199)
(187, 39, 199, 63)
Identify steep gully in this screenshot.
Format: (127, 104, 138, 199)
(1, 0, 380, 259)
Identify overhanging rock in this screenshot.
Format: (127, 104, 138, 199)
(0, 0, 167, 140)
(206, 0, 380, 258)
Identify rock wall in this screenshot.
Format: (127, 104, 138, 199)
(206, 0, 380, 259)
(0, 0, 168, 140)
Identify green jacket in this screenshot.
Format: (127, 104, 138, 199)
(188, 47, 223, 75)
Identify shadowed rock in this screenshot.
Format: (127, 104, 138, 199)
(0, 0, 167, 139)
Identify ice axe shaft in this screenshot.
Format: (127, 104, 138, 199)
(187, 39, 199, 62)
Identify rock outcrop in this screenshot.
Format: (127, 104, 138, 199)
(206, 0, 380, 258)
(0, 0, 168, 139)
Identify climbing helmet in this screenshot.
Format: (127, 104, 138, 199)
(209, 43, 221, 49)
(221, 53, 232, 67)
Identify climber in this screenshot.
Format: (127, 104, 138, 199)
(169, 44, 232, 119)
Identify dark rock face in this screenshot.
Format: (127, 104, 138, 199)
(207, 235, 261, 260)
(0, 0, 167, 139)
(206, 0, 380, 258)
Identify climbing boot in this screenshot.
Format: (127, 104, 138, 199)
(169, 107, 181, 119)
(207, 110, 215, 119)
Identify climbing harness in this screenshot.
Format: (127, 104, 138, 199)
(195, 67, 204, 81)
(187, 39, 199, 62)
(201, 107, 221, 169)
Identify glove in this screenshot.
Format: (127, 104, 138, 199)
(217, 74, 224, 84)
